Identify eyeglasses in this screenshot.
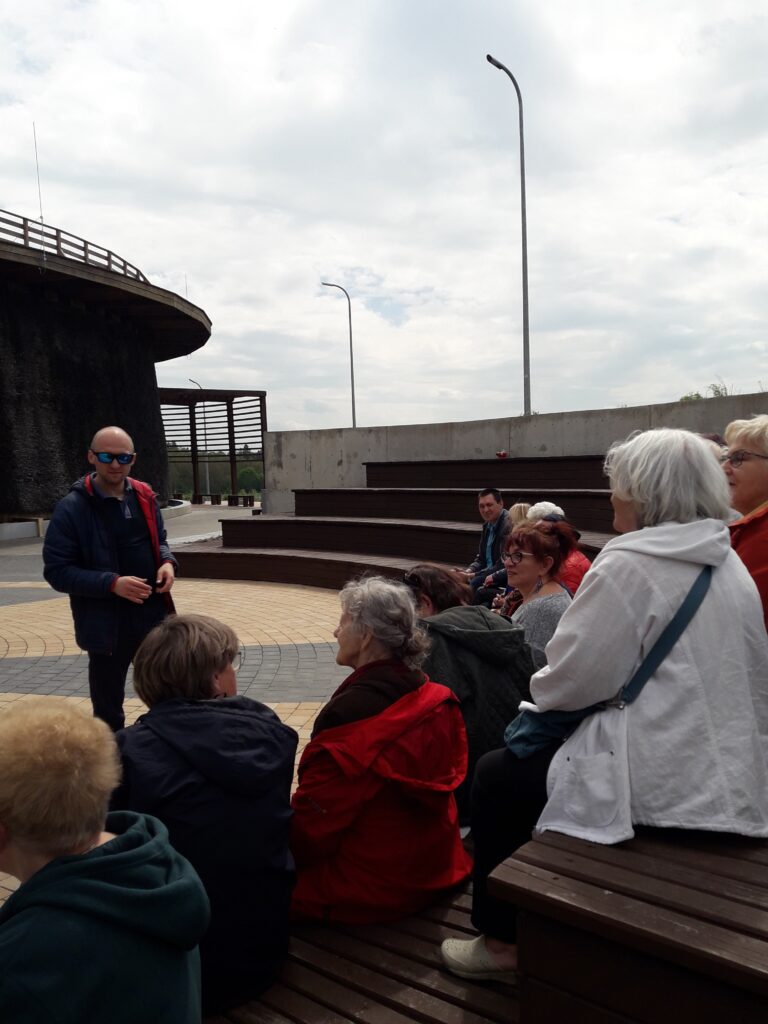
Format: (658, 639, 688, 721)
(91, 450, 134, 465)
(232, 645, 246, 673)
(720, 450, 768, 469)
(503, 550, 536, 565)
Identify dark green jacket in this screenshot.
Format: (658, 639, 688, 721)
(423, 606, 536, 821)
(0, 811, 209, 1024)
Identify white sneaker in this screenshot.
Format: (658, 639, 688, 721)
(440, 935, 517, 984)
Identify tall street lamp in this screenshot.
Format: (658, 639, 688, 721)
(487, 53, 531, 415)
(321, 281, 357, 428)
(188, 378, 210, 495)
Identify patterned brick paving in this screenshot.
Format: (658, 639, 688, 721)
(0, 564, 348, 906)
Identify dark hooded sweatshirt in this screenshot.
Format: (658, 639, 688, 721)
(422, 605, 536, 821)
(0, 811, 209, 1024)
(111, 696, 298, 1015)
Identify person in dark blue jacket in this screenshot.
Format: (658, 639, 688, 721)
(42, 425, 176, 731)
(110, 613, 298, 1016)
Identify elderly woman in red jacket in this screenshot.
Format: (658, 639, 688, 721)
(291, 576, 472, 924)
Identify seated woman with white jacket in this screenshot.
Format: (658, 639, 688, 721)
(440, 428, 768, 984)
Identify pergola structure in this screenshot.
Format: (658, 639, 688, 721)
(158, 388, 267, 505)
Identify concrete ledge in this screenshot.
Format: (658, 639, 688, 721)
(0, 520, 47, 542)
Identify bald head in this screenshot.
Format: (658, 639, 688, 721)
(86, 427, 137, 495)
(89, 426, 134, 452)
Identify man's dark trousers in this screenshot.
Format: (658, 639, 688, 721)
(88, 601, 165, 732)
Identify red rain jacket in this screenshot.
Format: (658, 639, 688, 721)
(291, 676, 472, 924)
(730, 501, 768, 630)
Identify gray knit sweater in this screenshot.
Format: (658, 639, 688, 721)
(511, 591, 572, 668)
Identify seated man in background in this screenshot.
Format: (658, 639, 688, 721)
(723, 414, 768, 629)
(111, 614, 298, 1017)
(0, 702, 208, 1024)
(459, 488, 510, 606)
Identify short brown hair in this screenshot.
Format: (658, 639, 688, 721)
(133, 614, 239, 707)
(0, 701, 120, 857)
(506, 520, 580, 576)
(404, 564, 472, 613)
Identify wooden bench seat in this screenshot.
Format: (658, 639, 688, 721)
(489, 828, 768, 1023)
(206, 884, 518, 1024)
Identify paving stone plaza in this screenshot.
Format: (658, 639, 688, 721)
(0, 506, 348, 905)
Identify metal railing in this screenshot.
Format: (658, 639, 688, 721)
(0, 208, 148, 283)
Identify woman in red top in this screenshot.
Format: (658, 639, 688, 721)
(291, 576, 472, 924)
(724, 415, 768, 629)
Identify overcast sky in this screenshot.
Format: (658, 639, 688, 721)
(3, 0, 767, 431)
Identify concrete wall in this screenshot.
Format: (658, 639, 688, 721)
(263, 393, 768, 513)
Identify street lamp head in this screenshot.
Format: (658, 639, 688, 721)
(486, 53, 504, 69)
(188, 378, 201, 389)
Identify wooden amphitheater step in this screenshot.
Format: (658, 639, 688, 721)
(175, 542, 455, 590)
(176, 529, 611, 590)
(294, 488, 615, 534)
(222, 515, 482, 564)
(364, 455, 606, 489)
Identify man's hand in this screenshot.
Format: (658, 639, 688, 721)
(113, 576, 153, 604)
(483, 574, 495, 587)
(455, 568, 472, 579)
(155, 563, 175, 594)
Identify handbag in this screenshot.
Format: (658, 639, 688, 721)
(504, 564, 713, 759)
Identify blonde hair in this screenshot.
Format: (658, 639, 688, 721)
(0, 702, 120, 857)
(509, 502, 531, 525)
(133, 614, 239, 707)
(724, 415, 768, 456)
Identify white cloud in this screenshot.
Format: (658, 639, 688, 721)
(2, 0, 767, 430)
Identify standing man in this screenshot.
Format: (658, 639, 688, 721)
(43, 426, 177, 731)
(459, 488, 510, 606)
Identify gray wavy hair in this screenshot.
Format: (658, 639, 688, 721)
(340, 576, 430, 669)
(604, 428, 731, 527)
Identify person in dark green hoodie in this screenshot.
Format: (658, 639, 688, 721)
(0, 701, 209, 1024)
(404, 564, 536, 823)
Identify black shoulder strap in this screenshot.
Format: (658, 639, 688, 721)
(621, 565, 713, 705)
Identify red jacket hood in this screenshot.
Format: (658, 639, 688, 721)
(300, 682, 467, 793)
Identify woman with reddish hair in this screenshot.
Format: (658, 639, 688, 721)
(502, 521, 574, 667)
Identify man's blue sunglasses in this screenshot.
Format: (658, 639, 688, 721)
(90, 450, 134, 465)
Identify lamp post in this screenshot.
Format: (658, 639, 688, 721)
(487, 53, 531, 416)
(321, 281, 357, 428)
(188, 378, 210, 495)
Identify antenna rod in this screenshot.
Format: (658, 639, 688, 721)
(32, 121, 46, 270)
(32, 121, 44, 223)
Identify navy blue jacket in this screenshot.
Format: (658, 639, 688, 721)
(111, 697, 298, 1016)
(43, 475, 176, 654)
(467, 507, 511, 587)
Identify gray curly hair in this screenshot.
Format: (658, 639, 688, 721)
(340, 576, 430, 669)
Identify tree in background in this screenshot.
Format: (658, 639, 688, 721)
(238, 466, 263, 494)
